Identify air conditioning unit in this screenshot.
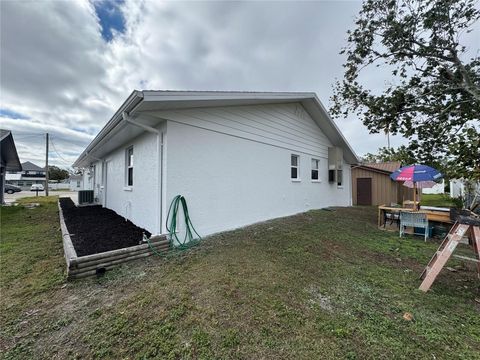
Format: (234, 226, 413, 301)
(78, 190, 95, 205)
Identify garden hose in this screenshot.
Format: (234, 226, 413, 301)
(166, 195, 202, 248)
(145, 195, 202, 256)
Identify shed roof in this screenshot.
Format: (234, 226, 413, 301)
(363, 162, 401, 173)
(0, 129, 22, 171)
(73, 90, 360, 167)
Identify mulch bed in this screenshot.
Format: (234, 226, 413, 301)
(59, 197, 151, 257)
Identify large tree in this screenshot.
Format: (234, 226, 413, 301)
(331, 0, 480, 180)
(362, 145, 417, 164)
(48, 166, 70, 182)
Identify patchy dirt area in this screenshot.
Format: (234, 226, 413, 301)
(59, 198, 151, 256)
(2, 197, 480, 359)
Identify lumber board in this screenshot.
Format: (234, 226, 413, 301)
(73, 243, 170, 269)
(58, 201, 77, 267)
(58, 200, 171, 279)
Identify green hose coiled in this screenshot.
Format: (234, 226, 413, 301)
(166, 195, 202, 248)
(145, 195, 202, 256)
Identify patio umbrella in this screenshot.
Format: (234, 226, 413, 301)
(390, 165, 443, 209)
(402, 180, 437, 189)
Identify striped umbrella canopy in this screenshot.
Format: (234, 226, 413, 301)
(402, 180, 438, 189)
(390, 165, 442, 210)
(390, 164, 443, 182)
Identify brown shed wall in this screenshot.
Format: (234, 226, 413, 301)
(351, 167, 414, 206)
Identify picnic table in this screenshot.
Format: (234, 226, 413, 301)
(378, 205, 413, 228)
(378, 205, 453, 228)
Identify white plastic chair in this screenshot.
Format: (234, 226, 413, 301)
(399, 212, 429, 241)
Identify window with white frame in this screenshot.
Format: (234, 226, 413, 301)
(337, 168, 343, 187)
(291, 154, 300, 180)
(311, 158, 319, 181)
(126, 146, 133, 186)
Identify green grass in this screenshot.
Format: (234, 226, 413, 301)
(421, 194, 463, 208)
(1, 197, 479, 359)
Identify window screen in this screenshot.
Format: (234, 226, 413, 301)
(126, 147, 133, 186)
(291, 155, 299, 179)
(311, 159, 319, 180)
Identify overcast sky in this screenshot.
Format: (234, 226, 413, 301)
(1, 0, 418, 168)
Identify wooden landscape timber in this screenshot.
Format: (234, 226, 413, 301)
(58, 200, 169, 279)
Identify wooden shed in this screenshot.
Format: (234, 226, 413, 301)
(351, 162, 413, 206)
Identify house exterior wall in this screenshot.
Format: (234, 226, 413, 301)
(161, 103, 352, 237)
(6, 169, 46, 190)
(155, 103, 332, 159)
(80, 102, 354, 238)
(5, 178, 46, 190)
(69, 178, 83, 191)
(84, 130, 161, 233)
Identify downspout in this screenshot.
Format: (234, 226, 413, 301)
(122, 112, 164, 235)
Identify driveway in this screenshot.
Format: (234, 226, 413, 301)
(4, 190, 78, 204)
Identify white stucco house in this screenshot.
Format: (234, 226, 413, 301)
(73, 91, 359, 238)
(69, 174, 83, 191)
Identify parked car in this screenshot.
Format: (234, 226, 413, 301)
(30, 184, 45, 191)
(4, 184, 22, 194)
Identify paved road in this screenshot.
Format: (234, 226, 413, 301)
(4, 190, 78, 204)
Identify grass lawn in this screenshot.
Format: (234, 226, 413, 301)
(1, 197, 479, 359)
(421, 194, 462, 208)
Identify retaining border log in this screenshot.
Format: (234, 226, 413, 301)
(58, 200, 169, 279)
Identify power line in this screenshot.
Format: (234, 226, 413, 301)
(49, 137, 73, 167)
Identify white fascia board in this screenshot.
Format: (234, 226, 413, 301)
(73, 91, 144, 168)
(142, 90, 316, 102)
(305, 95, 360, 165)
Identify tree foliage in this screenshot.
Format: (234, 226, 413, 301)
(331, 0, 480, 180)
(48, 166, 69, 181)
(362, 146, 417, 164)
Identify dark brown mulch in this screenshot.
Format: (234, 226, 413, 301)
(59, 197, 151, 257)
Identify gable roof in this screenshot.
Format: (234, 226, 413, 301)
(21, 161, 45, 172)
(73, 90, 359, 167)
(0, 129, 22, 171)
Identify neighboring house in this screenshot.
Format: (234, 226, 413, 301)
(421, 179, 445, 195)
(0, 129, 22, 203)
(351, 161, 413, 206)
(74, 90, 359, 238)
(6, 161, 46, 190)
(69, 175, 83, 191)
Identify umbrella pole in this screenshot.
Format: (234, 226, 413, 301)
(413, 182, 417, 210)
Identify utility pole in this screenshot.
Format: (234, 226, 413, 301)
(45, 133, 49, 196)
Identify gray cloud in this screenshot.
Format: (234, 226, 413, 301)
(2, 0, 452, 168)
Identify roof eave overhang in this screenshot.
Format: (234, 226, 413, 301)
(73, 91, 359, 167)
(73, 90, 144, 168)
(353, 165, 392, 175)
(0, 132, 22, 171)
(300, 95, 359, 164)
